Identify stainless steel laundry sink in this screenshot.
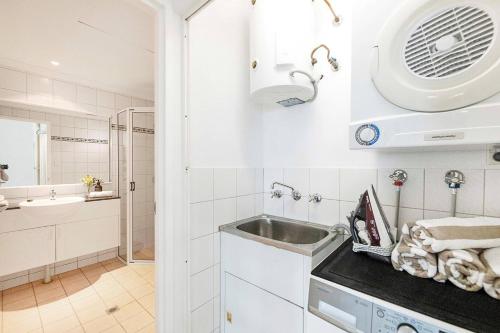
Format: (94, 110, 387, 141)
(236, 217, 329, 245)
(220, 215, 343, 256)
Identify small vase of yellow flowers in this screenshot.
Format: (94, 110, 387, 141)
(81, 175, 96, 196)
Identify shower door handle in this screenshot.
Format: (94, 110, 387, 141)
(130, 182, 136, 192)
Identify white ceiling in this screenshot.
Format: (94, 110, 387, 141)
(0, 0, 155, 100)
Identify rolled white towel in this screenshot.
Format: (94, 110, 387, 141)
(481, 247, 500, 300)
(413, 216, 500, 253)
(88, 191, 113, 198)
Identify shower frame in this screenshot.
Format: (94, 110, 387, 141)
(116, 107, 155, 264)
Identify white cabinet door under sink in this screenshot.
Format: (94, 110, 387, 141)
(56, 216, 119, 262)
(0, 226, 55, 277)
(224, 273, 303, 333)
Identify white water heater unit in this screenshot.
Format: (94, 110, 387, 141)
(350, 0, 500, 149)
(250, 0, 315, 107)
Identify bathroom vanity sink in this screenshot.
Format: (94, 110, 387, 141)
(19, 196, 85, 218)
(237, 217, 329, 245)
(221, 215, 338, 256)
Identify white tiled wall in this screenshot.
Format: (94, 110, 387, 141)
(0, 80, 153, 185)
(0, 66, 153, 117)
(262, 167, 497, 232)
(189, 168, 264, 333)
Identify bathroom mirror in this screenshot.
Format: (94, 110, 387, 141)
(0, 110, 111, 187)
(0, 117, 48, 187)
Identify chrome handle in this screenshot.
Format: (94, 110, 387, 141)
(445, 170, 465, 189)
(309, 193, 322, 203)
(292, 190, 302, 201)
(271, 189, 282, 199)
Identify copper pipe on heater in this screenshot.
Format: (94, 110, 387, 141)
(321, 0, 341, 24)
(310, 44, 339, 71)
(311, 44, 331, 65)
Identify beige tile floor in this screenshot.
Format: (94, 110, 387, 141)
(132, 248, 155, 261)
(0, 258, 155, 333)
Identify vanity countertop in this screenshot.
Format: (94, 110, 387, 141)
(5, 196, 120, 210)
(84, 196, 121, 202)
(312, 238, 500, 333)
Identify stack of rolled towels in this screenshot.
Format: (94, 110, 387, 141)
(391, 216, 500, 300)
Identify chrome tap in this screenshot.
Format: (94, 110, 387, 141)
(309, 193, 322, 203)
(271, 182, 302, 201)
(270, 189, 283, 199)
(50, 189, 56, 200)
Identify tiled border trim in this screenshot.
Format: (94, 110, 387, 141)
(132, 127, 155, 134)
(51, 136, 109, 144)
(111, 124, 154, 134)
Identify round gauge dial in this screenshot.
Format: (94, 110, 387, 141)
(355, 124, 380, 146)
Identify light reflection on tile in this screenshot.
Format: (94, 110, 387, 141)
(0, 259, 155, 333)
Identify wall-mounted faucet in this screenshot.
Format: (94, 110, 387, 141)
(271, 182, 302, 201)
(50, 189, 56, 200)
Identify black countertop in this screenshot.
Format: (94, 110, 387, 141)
(312, 239, 500, 333)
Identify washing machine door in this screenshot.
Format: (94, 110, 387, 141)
(372, 0, 500, 112)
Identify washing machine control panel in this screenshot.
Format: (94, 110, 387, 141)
(372, 305, 454, 333)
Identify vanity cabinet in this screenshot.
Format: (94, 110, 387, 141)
(56, 215, 120, 262)
(224, 273, 303, 333)
(0, 198, 120, 277)
(0, 226, 55, 276)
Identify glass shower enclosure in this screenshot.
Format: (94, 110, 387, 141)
(115, 107, 155, 263)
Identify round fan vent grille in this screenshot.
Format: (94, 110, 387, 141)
(404, 6, 495, 78)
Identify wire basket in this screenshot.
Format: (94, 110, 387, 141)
(352, 241, 395, 257)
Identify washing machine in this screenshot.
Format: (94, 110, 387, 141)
(350, 0, 500, 149)
(307, 277, 468, 333)
(305, 239, 499, 333)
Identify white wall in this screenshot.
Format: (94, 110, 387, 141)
(187, 0, 489, 171)
(187, 0, 263, 168)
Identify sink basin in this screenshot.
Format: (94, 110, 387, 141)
(221, 215, 341, 256)
(237, 217, 329, 244)
(20, 196, 85, 219)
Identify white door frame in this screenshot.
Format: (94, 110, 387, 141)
(141, 1, 188, 333)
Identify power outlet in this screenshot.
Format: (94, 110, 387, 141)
(487, 145, 500, 165)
